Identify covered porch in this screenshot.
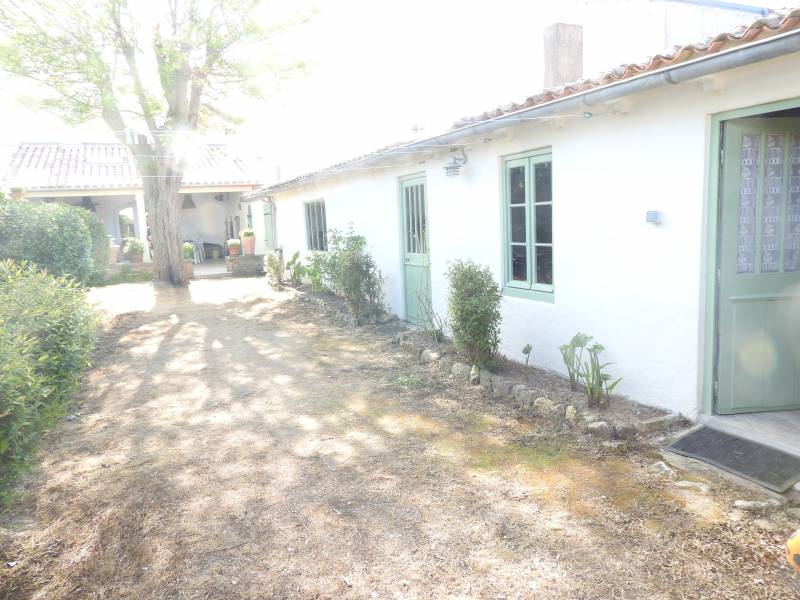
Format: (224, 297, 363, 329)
(22, 187, 252, 266)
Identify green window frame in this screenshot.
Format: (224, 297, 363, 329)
(501, 148, 554, 302)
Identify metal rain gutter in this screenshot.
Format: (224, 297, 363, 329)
(257, 28, 800, 196)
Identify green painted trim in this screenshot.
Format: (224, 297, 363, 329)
(503, 285, 555, 303)
(702, 95, 800, 417)
(397, 172, 432, 324)
(499, 147, 554, 302)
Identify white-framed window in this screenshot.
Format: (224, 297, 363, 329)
(304, 199, 328, 251)
(502, 148, 553, 301)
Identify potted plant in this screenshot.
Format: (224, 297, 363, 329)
(241, 228, 256, 255)
(182, 242, 195, 279)
(122, 237, 145, 263)
(227, 238, 242, 256)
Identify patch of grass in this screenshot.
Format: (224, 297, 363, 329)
(90, 267, 153, 287)
(469, 438, 570, 470)
(391, 373, 424, 389)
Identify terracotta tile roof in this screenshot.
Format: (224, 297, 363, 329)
(4, 142, 260, 192)
(454, 8, 800, 127)
(253, 8, 800, 197)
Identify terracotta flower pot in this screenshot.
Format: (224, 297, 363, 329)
(228, 245, 241, 256)
(242, 235, 256, 256)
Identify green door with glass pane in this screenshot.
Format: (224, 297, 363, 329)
(400, 175, 431, 325)
(263, 200, 275, 250)
(717, 118, 800, 414)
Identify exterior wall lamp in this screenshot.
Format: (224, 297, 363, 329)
(444, 147, 468, 176)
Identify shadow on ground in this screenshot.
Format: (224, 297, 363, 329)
(1, 278, 798, 599)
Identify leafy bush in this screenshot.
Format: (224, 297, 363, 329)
(183, 242, 195, 259)
(559, 332, 592, 391)
(560, 333, 622, 407)
(122, 237, 145, 255)
(75, 208, 110, 276)
(264, 248, 284, 290)
(0, 260, 96, 504)
(323, 228, 384, 317)
(286, 251, 305, 286)
(522, 343, 533, 367)
(0, 196, 95, 282)
(306, 251, 327, 292)
(446, 260, 501, 368)
(240, 228, 255, 237)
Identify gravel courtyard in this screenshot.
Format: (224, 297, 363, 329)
(1, 278, 798, 599)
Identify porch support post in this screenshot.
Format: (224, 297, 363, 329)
(134, 190, 151, 263)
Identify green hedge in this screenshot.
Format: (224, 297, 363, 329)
(0, 196, 109, 283)
(0, 260, 96, 505)
(76, 207, 110, 276)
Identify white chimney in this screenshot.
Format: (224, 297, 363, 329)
(543, 23, 584, 88)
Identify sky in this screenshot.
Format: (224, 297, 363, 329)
(0, 0, 778, 183)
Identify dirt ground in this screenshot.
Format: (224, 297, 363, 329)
(1, 278, 799, 599)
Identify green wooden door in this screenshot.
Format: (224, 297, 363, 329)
(717, 118, 800, 414)
(400, 176, 431, 325)
(263, 201, 275, 250)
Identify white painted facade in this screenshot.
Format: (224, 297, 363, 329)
(266, 53, 800, 420)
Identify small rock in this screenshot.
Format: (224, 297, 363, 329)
(786, 507, 800, 519)
(451, 362, 471, 383)
(533, 397, 554, 416)
(586, 421, 613, 439)
(634, 415, 683, 435)
(649, 461, 676, 479)
(65, 413, 79, 422)
(673, 480, 710, 494)
(420, 349, 440, 363)
(469, 365, 480, 385)
(601, 440, 625, 450)
(614, 423, 638, 441)
(564, 404, 578, 424)
(733, 498, 783, 513)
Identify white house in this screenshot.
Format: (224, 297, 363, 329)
(2, 142, 272, 261)
(243, 10, 800, 450)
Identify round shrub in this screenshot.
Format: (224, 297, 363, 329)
(446, 260, 502, 368)
(324, 228, 384, 317)
(0, 196, 95, 282)
(0, 260, 96, 503)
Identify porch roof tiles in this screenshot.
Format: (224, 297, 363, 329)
(4, 142, 260, 193)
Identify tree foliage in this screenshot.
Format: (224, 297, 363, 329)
(0, 0, 308, 285)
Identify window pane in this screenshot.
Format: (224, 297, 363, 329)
(536, 246, 553, 285)
(510, 206, 526, 243)
(535, 204, 552, 244)
(509, 166, 525, 205)
(512, 245, 527, 281)
(535, 161, 552, 204)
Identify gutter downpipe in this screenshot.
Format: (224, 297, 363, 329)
(258, 29, 800, 196)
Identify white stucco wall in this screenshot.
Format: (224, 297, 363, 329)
(268, 53, 800, 419)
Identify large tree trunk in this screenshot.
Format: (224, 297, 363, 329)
(143, 158, 188, 286)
